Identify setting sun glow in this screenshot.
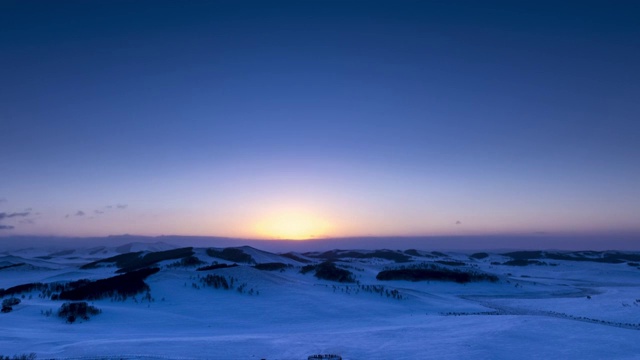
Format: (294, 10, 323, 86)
(254, 211, 332, 240)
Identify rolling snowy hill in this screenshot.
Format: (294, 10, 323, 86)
(1, 243, 640, 359)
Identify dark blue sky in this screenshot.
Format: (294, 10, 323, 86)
(1, 1, 639, 241)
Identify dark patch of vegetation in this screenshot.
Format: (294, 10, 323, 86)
(196, 263, 239, 271)
(300, 264, 316, 274)
(2, 297, 20, 307)
(167, 255, 204, 268)
(503, 259, 548, 266)
(431, 251, 448, 257)
(0, 283, 47, 298)
(356, 284, 404, 300)
(116, 247, 195, 273)
(200, 274, 230, 289)
(0, 263, 25, 271)
(58, 302, 101, 323)
(58, 268, 159, 301)
(436, 260, 466, 266)
(280, 252, 311, 263)
(314, 262, 355, 283)
(181, 255, 204, 266)
(502, 250, 640, 264)
(404, 249, 421, 256)
(628, 262, 639, 267)
(254, 262, 289, 271)
(1, 297, 20, 313)
(600, 252, 640, 263)
(196, 274, 258, 295)
(308, 249, 411, 263)
(308, 354, 342, 360)
(0, 353, 36, 360)
(377, 263, 498, 283)
(81, 247, 194, 273)
(469, 252, 489, 260)
(206, 248, 255, 264)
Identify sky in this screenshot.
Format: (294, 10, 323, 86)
(1, 1, 639, 244)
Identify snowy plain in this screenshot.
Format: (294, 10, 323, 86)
(1, 243, 640, 359)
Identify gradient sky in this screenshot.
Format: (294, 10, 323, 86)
(1, 1, 639, 241)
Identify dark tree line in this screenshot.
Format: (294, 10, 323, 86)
(58, 301, 101, 323)
(377, 263, 498, 283)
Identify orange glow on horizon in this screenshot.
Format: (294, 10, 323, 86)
(253, 210, 333, 240)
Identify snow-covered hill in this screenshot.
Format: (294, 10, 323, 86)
(1, 245, 640, 359)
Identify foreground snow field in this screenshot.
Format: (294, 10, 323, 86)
(1, 244, 640, 359)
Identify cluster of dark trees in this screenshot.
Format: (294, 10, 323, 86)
(503, 250, 640, 264)
(253, 262, 290, 271)
(197, 274, 258, 295)
(499, 259, 555, 266)
(0, 354, 36, 360)
(58, 301, 101, 323)
(435, 260, 466, 266)
(358, 284, 403, 299)
(307, 354, 342, 360)
(440, 311, 502, 316)
(197, 263, 239, 271)
(1, 283, 47, 299)
(377, 263, 498, 283)
(1, 297, 20, 313)
(206, 248, 255, 264)
(306, 250, 411, 263)
(300, 264, 316, 274)
(166, 255, 204, 268)
(313, 262, 356, 283)
(200, 274, 231, 289)
(81, 247, 194, 273)
(56, 267, 160, 301)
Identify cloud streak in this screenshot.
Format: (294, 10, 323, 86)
(92, 204, 128, 216)
(0, 211, 33, 230)
(0, 211, 31, 220)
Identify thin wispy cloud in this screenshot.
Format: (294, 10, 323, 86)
(63, 204, 128, 220)
(0, 198, 7, 203)
(93, 204, 128, 216)
(0, 211, 30, 230)
(0, 211, 31, 220)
